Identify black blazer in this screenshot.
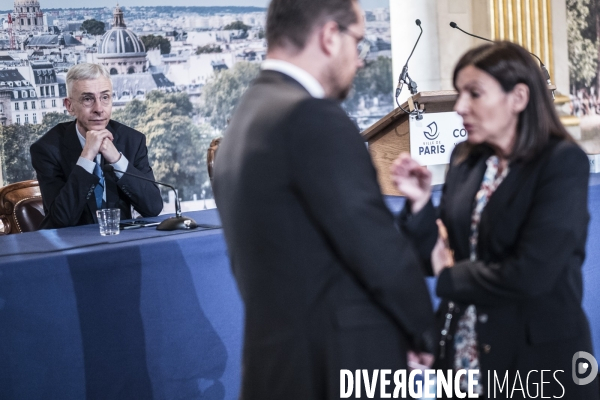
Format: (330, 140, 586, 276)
(30, 119, 163, 229)
(214, 70, 436, 399)
(404, 138, 599, 398)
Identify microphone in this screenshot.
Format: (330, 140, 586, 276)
(396, 19, 423, 98)
(449, 21, 493, 43)
(449, 22, 554, 94)
(102, 164, 198, 231)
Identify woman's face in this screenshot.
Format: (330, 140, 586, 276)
(454, 65, 525, 155)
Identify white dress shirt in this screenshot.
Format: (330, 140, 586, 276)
(261, 59, 325, 99)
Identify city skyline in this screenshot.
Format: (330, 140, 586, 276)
(0, 0, 390, 11)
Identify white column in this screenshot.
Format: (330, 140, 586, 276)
(551, 0, 569, 94)
(0, 135, 4, 187)
(389, 0, 441, 105)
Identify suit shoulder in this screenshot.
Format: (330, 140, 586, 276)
(538, 137, 589, 179)
(551, 138, 589, 172)
(284, 98, 366, 160)
(32, 121, 73, 149)
(550, 137, 587, 161)
(294, 97, 348, 115)
(290, 98, 357, 133)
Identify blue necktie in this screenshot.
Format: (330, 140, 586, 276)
(93, 161, 105, 209)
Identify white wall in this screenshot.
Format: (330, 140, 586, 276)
(390, 0, 442, 105)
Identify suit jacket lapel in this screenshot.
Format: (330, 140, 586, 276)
(61, 121, 83, 171)
(479, 161, 524, 227)
(445, 152, 489, 260)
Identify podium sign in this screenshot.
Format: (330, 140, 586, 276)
(589, 153, 600, 173)
(409, 111, 467, 166)
(361, 90, 460, 195)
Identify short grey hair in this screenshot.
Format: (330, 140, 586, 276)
(66, 63, 112, 97)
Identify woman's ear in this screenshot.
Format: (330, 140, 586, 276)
(510, 83, 530, 113)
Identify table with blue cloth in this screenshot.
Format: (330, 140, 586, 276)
(0, 176, 599, 400)
(0, 210, 243, 400)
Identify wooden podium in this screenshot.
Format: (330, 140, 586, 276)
(361, 90, 458, 196)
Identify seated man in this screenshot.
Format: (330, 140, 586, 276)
(31, 63, 163, 229)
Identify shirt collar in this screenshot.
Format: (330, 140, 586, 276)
(261, 59, 325, 99)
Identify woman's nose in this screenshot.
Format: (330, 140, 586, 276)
(454, 94, 468, 116)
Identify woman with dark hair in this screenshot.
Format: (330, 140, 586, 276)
(393, 41, 598, 398)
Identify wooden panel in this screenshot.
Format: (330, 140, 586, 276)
(421, 101, 458, 114)
(411, 90, 459, 104)
(362, 107, 407, 141)
(368, 117, 410, 196)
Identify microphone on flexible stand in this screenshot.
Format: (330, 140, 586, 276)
(102, 164, 198, 231)
(449, 21, 555, 98)
(396, 19, 423, 116)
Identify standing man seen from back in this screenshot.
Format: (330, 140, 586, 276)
(213, 0, 436, 398)
(31, 63, 163, 229)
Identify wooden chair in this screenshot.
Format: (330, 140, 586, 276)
(207, 137, 222, 185)
(0, 180, 45, 234)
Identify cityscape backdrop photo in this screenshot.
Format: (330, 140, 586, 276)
(566, 0, 600, 155)
(0, 0, 393, 213)
(1, 0, 596, 213)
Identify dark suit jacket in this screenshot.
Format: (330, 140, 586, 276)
(404, 138, 599, 398)
(213, 70, 436, 399)
(30, 119, 163, 229)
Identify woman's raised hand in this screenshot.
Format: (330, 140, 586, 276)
(390, 152, 432, 213)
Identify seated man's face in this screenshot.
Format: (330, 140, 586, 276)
(65, 77, 113, 134)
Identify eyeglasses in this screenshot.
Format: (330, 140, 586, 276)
(338, 24, 370, 61)
(73, 93, 112, 108)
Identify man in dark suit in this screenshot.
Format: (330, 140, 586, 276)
(30, 63, 162, 229)
(213, 0, 436, 398)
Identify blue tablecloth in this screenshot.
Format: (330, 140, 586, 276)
(0, 210, 243, 400)
(0, 176, 599, 399)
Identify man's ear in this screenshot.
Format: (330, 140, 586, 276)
(63, 98, 74, 115)
(319, 20, 341, 57)
(510, 83, 529, 113)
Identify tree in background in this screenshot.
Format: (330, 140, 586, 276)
(40, 112, 75, 129)
(567, 0, 598, 90)
(342, 56, 393, 113)
(1, 112, 74, 184)
(223, 21, 251, 31)
(112, 91, 218, 200)
(198, 62, 260, 132)
(592, 0, 600, 94)
(81, 19, 106, 36)
(140, 34, 171, 55)
(196, 45, 222, 55)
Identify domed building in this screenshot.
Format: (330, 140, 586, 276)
(13, 0, 44, 32)
(96, 5, 147, 75)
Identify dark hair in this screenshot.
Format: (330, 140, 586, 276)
(266, 0, 358, 50)
(452, 41, 571, 163)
